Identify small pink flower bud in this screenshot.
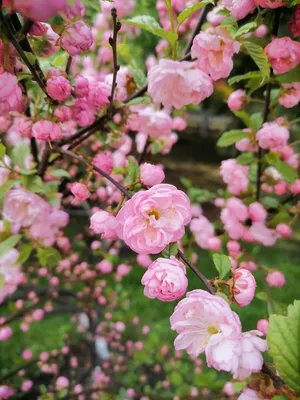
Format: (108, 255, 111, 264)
(140, 163, 165, 187)
(46, 75, 71, 102)
(70, 182, 90, 202)
(93, 152, 114, 175)
(257, 319, 269, 336)
(276, 223, 292, 238)
(227, 89, 246, 111)
(232, 268, 256, 307)
(266, 271, 285, 287)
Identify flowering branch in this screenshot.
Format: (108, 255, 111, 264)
(108, 8, 121, 118)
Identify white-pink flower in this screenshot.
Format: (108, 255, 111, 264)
(90, 210, 118, 240)
(191, 27, 240, 81)
(116, 184, 192, 254)
(140, 163, 165, 187)
(61, 21, 93, 56)
(0, 72, 22, 116)
(220, 159, 249, 195)
(220, 0, 256, 20)
(256, 122, 289, 150)
(148, 59, 213, 109)
(232, 269, 256, 307)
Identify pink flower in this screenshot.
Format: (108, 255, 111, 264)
(74, 74, 89, 98)
(70, 182, 90, 201)
(191, 28, 240, 81)
(0, 326, 13, 341)
(172, 117, 187, 131)
(61, 21, 93, 56)
(170, 289, 241, 357)
(32, 120, 62, 141)
(141, 257, 188, 302)
(266, 271, 285, 287)
(0, 385, 14, 399)
(220, 0, 256, 20)
(117, 263, 132, 278)
(254, 0, 286, 8)
(289, 5, 300, 38)
(97, 260, 113, 274)
(248, 202, 267, 223)
(220, 159, 249, 195)
(116, 184, 192, 255)
(265, 37, 300, 75)
(190, 216, 215, 249)
(90, 210, 118, 240)
(72, 99, 96, 127)
(46, 75, 71, 102)
(12, 0, 66, 21)
(221, 198, 248, 240)
(257, 319, 269, 336)
(148, 59, 213, 109)
(56, 376, 69, 391)
(0, 72, 22, 116)
(128, 106, 172, 139)
(105, 67, 133, 103)
(207, 5, 226, 26)
(254, 24, 268, 38)
(249, 223, 278, 247)
(54, 105, 72, 122)
(232, 269, 256, 307)
(279, 83, 300, 108)
(276, 223, 292, 238)
(93, 151, 114, 175)
(238, 388, 261, 400)
(15, 116, 33, 138)
(99, 0, 135, 18)
(223, 382, 234, 396)
(227, 90, 246, 111)
(22, 349, 33, 360)
(61, 0, 85, 19)
(137, 254, 152, 268)
(140, 163, 165, 187)
(21, 380, 33, 392)
(256, 122, 289, 150)
(88, 81, 111, 110)
(0, 155, 10, 186)
(37, 23, 60, 57)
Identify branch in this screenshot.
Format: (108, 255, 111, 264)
(37, 143, 51, 178)
(57, 148, 132, 199)
(108, 8, 121, 118)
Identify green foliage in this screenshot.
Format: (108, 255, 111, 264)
(177, 1, 214, 28)
(122, 15, 178, 46)
(0, 235, 22, 258)
(11, 142, 31, 169)
(217, 130, 248, 147)
(126, 96, 152, 106)
(213, 254, 231, 280)
(268, 300, 300, 393)
(265, 153, 297, 184)
(242, 40, 270, 79)
(161, 242, 179, 258)
(228, 71, 262, 86)
(125, 158, 140, 185)
(37, 247, 61, 268)
(16, 243, 34, 264)
(0, 143, 6, 159)
(275, 65, 300, 84)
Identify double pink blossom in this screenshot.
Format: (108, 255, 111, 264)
(46, 75, 71, 102)
(256, 122, 289, 150)
(140, 163, 165, 187)
(90, 210, 118, 240)
(148, 59, 213, 109)
(12, 0, 66, 21)
(32, 120, 62, 141)
(61, 21, 93, 56)
(0, 72, 22, 116)
(141, 257, 188, 302)
(116, 184, 192, 254)
(254, 0, 286, 8)
(232, 269, 256, 307)
(220, 159, 249, 195)
(220, 0, 256, 20)
(265, 37, 300, 75)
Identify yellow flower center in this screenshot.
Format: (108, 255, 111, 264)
(147, 209, 160, 220)
(207, 326, 219, 335)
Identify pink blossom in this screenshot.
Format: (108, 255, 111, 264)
(128, 106, 172, 139)
(90, 210, 118, 240)
(116, 184, 192, 254)
(232, 269, 256, 307)
(256, 122, 289, 150)
(221, 198, 248, 240)
(279, 83, 300, 108)
(15, 116, 33, 138)
(72, 99, 96, 127)
(191, 28, 240, 81)
(266, 271, 285, 287)
(220, 159, 249, 195)
(97, 260, 113, 274)
(172, 117, 187, 131)
(0, 155, 10, 186)
(74, 74, 90, 98)
(0, 326, 13, 341)
(289, 5, 300, 38)
(220, 0, 256, 20)
(93, 151, 114, 175)
(148, 59, 213, 109)
(248, 202, 267, 223)
(0, 72, 22, 116)
(32, 309, 44, 321)
(0, 385, 14, 399)
(223, 382, 235, 396)
(61, 0, 85, 19)
(117, 263, 132, 278)
(238, 388, 261, 400)
(32, 120, 62, 141)
(190, 216, 215, 249)
(46, 75, 71, 102)
(207, 237, 222, 251)
(140, 163, 165, 187)
(29, 21, 46, 36)
(254, 24, 268, 38)
(265, 37, 300, 75)
(105, 67, 133, 103)
(56, 376, 69, 391)
(88, 81, 111, 110)
(227, 90, 246, 111)
(61, 21, 93, 56)
(170, 289, 241, 357)
(115, 321, 125, 332)
(36, 23, 60, 57)
(22, 349, 33, 360)
(254, 0, 286, 8)
(21, 380, 33, 392)
(249, 223, 278, 247)
(207, 6, 226, 26)
(12, 0, 66, 21)
(141, 257, 188, 302)
(70, 182, 90, 201)
(137, 254, 152, 268)
(54, 105, 72, 123)
(257, 319, 269, 336)
(100, 0, 135, 18)
(276, 223, 292, 238)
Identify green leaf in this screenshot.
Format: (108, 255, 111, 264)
(236, 152, 255, 165)
(122, 15, 178, 45)
(250, 112, 263, 132)
(37, 247, 61, 268)
(228, 71, 262, 86)
(180, 177, 192, 189)
(0, 180, 19, 200)
(11, 142, 30, 169)
(256, 291, 268, 301)
(0, 235, 22, 258)
(161, 242, 179, 258)
(267, 300, 300, 394)
(263, 196, 279, 209)
(276, 65, 300, 84)
(265, 153, 297, 184)
(125, 158, 140, 184)
(217, 130, 248, 147)
(51, 53, 69, 68)
(16, 243, 34, 264)
(128, 65, 147, 88)
(177, 1, 213, 28)
(151, 141, 163, 155)
(213, 254, 231, 280)
(21, 175, 45, 194)
(0, 143, 6, 159)
(235, 22, 257, 38)
(23, 51, 36, 65)
(125, 96, 152, 107)
(51, 169, 71, 178)
(243, 40, 270, 78)
(233, 110, 252, 127)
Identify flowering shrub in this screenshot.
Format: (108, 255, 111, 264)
(0, 0, 300, 399)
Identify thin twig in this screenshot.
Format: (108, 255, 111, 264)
(65, 55, 73, 75)
(108, 8, 121, 118)
(37, 143, 51, 178)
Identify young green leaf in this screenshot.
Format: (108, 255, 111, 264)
(11, 142, 30, 169)
(161, 242, 179, 258)
(243, 40, 270, 78)
(177, 1, 213, 28)
(37, 247, 61, 268)
(228, 71, 262, 86)
(16, 243, 34, 265)
(265, 153, 297, 184)
(0, 235, 22, 258)
(0, 143, 6, 159)
(268, 300, 300, 394)
(213, 254, 231, 280)
(125, 158, 140, 185)
(217, 130, 248, 147)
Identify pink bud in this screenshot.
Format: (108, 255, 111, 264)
(93, 152, 114, 175)
(32, 309, 44, 321)
(266, 271, 285, 287)
(61, 21, 93, 56)
(248, 202, 267, 223)
(70, 182, 90, 202)
(21, 380, 33, 392)
(136, 254, 152, 268)
(207, 236, 222, 251)
(0, 326, 13, 341)
(276, 223, 292, 238)
(22, 349, 33, 360)
(97, 260, 113, 274)
(56, 376, 69, 391)
(257, 319, 269, 336)
(232, 268, 256, 307)
(227, 89, 246, 111)
(140, 163, 165, 187)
